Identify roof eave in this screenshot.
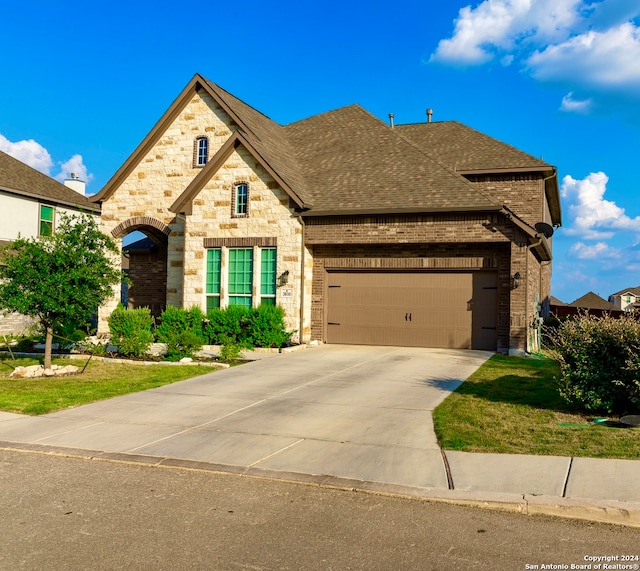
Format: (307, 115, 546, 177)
(0, 185, 100, 213)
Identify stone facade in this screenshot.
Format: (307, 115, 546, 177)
(96, 89, 310, 339)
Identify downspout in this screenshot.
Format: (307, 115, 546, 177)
(297, 216, 306, 344)
(525, 235, 543, 353)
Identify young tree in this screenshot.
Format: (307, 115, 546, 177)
(0, 213, 122, 370)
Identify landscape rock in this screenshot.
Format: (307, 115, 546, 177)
(9, 364, 80, 379)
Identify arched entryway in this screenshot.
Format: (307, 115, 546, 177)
(112, 217, 171, 319)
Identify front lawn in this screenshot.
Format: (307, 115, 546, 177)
(433, 354, 640, 459)
(0, 357, 216, 415)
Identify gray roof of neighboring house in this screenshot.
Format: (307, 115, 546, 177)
(550, 296, 567, 306)
(0, 150, 99, 213)
(571, 292, 620, 311)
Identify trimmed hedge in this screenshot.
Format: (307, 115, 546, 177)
(156, 306, 205, 361)
(205, 305, 294, 349)
(108, 305, 154, 358)
(547, 312, 640, 415)
(108, 304, 295, 361)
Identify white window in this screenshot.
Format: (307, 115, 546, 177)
(195, 137, 208, 167)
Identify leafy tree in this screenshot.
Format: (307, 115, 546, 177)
(0, 213, 122, 370)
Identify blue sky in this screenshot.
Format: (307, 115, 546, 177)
(1, 0, 639, 303)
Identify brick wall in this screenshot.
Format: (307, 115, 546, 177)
(464, 174, 546, 228)
(126, 244, 168, 318)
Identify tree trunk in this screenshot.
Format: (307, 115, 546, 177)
(44, 326, 53, 370)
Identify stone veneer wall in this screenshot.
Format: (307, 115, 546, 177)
(97, 89, 241, 333)
(182, 146, 311, 342)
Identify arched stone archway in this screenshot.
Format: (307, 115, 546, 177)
(116, 217, 170, 318)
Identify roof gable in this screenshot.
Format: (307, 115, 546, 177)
(0, 150, 98, 212)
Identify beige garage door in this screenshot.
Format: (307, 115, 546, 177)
(326, 271, 497, 350)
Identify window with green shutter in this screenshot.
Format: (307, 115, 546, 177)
(260, 248, 277, 305)
(228, 248, 253, 307)
(39, 205, 54, 236)
(206, 249, 221, 311)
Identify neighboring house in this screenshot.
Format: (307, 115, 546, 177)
(551, 291, 624, 319)
(0, 150, 100, 335)
(609, 286, 640, 312)
(91, 74, 561, 354)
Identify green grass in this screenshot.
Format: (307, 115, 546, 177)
(433, 354, 640, 459)
(0, 357, 217, 415)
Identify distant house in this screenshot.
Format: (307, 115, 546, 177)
(91, 74, 561, 355)
(609, 286, 640, 313)
(0, 150, 100, 335)
(551, 291, 623, 319)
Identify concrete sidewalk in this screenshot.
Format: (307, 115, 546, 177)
(1, 344, 639, 527)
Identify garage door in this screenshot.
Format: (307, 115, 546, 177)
(326, 271, 497, 350)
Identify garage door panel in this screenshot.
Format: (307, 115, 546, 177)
(326, 271, 496, 350)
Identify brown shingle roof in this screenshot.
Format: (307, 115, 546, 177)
(284, 106, 500, 214)
(395, 121, 551, 172)
(0, 150, 99, 212)
(571, 292, 620, 311)
(100, 74, 557, 220)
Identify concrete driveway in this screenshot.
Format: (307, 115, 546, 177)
(0, 345, 492, 489)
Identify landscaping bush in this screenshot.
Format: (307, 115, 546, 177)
(548, 312, 640, 414)
(246, 304, 294, 348)
(156, 306, 205, 361)
(108, 305, 154, 358)
(204, 305, 252, 347)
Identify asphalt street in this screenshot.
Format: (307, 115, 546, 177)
(1, 449, 639, 570)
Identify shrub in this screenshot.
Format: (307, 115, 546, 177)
(246, 304, 294, 348)
(108, 305, 154, 358)
(205, 305, 252, 346)
(218, 335, 244, 362)
(548, 312, 640, 414)
(156, 306, 205, 361)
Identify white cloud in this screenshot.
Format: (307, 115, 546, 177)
(430, 1, 640, 112)
(560, 91, 593, 112)
(0, 133, 92, 185)
(561, 172, 640, 238)
(569, 241, 621, 259)
(0, 134, 53, 175)
(55, 154, 94, 184)
(430, 0, 586, 65)
(527, 22, 640, 88)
